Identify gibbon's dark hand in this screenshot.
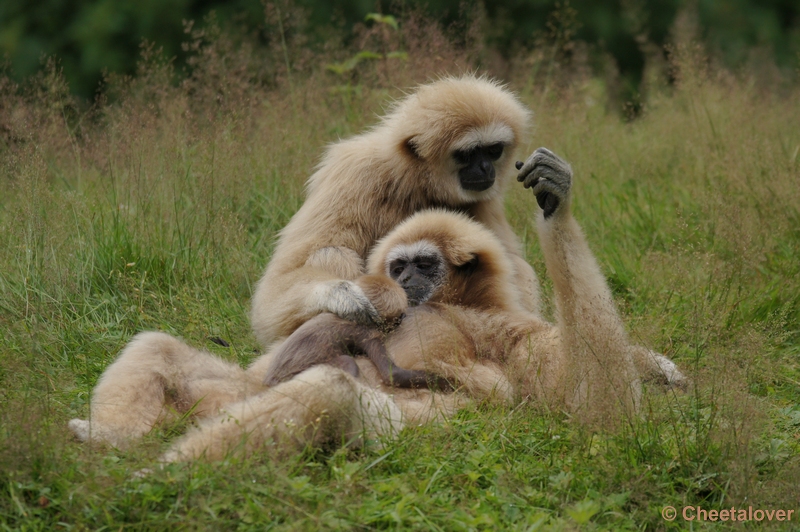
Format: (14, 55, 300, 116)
(515, 147, 573, 219)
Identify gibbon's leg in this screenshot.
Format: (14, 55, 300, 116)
(68, 332, 252, 448)
(159, 365, 404, 462)
(421, 359, 513, 404)
(351, 359, 472, 425)
(262, 313, 451, 390)
(517, 148, 640, 420)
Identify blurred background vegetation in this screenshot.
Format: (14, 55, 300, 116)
(1, 0, 799, 99)
(1, 0, 799, 528)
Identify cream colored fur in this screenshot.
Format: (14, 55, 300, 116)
(68, 332, 457, 462)
(71, 76, 681, 462)
(250, 75, 541, 348)
(69, 151, 685, 460)
(362, 206, 645, 422)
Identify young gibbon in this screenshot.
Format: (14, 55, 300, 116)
(250, 75, 543, 350)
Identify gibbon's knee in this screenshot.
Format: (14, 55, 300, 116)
(68, 331, 249, 448)
(68, 332, 182, 447)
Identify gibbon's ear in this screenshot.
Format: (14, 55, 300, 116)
(455, 253, 479, 273)
(403, 136, 423, 160)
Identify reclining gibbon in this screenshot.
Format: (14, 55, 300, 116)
(69, 147, 685, 462)
(250, 74, 543, 349)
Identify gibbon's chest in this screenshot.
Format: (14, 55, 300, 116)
(386, 306, 476, 369)
(395, 305, 529, 365)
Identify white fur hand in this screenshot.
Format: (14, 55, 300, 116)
(307, 280, 384, 326)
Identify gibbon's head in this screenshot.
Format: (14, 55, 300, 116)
(367, 209, 523, 312)
(386, 75, 532, 205)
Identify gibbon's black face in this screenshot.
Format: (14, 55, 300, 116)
(454, 142, 505, 192)
(387, 245, 447, 306)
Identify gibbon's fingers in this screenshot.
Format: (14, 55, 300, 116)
(531, 178, 567, 218)
(535, 189, 560, 219)
(515, 148, 572, 189)
(306, 280, 384, 327)
(517, 148, 573, 219)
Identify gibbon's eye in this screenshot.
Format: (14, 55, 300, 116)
(415, 261, 433, 271)
(485, 143, 504, 161)
(389, 259, 408, 279)
(453, 149, 471, 166)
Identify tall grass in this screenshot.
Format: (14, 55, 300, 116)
(1, 7, 798, 530)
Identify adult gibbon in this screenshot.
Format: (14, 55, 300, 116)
(250, 75, 542, 349)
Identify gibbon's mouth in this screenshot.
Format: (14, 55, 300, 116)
(460, 177, 495, 192)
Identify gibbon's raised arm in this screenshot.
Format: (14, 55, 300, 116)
(515, 148, 665, 416)
(250, 75, 541, 348)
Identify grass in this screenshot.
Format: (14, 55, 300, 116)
(1, 11, 799, 531)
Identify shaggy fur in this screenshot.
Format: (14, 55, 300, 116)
(69, 148, 685, 461)
(250, 75, 541, 348)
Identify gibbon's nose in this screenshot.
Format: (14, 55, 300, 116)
(480, 159, 493, 175)
(396, 268, 414, 285)
(403, 284, 429, 306)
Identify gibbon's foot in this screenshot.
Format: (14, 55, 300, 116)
(68, 418, 91, 442)
(626, 346, 689, 391)
(516, 147, 573, 218)
(306, 280, 385, 328)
